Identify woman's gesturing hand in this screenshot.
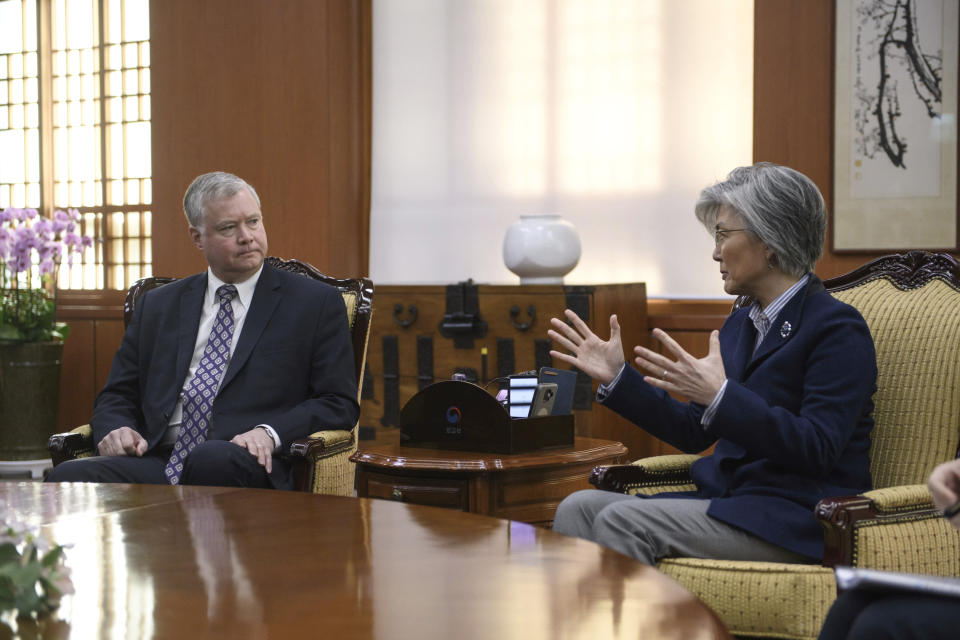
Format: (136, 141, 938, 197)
(633, 329, 726, 405)
(547, 310, 625, 386)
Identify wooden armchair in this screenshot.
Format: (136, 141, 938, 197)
(590, 251, 960, 639)
(48, 256, 373, 496)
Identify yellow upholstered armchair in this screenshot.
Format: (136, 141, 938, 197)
(590, 251, 960, 639)
(47, 256, 373, 496)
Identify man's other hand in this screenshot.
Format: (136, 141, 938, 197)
(97, 426, 148, 457)
(230, 427, 274, 473)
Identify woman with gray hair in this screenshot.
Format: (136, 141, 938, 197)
(547, 162, 877, 567)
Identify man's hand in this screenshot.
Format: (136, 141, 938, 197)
(633, 329, 726, 406)
(548, 310, 626, 386)
(97, 426, 148, 457)
(929, 459, 960, 529)
(230, 427, 275, 473)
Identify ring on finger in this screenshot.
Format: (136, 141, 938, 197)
(662, 369, 669, 381)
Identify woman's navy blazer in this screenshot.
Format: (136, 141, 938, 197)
(603, 275, 877, 560)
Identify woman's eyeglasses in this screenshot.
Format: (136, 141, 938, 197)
(714, 228, 751, 247)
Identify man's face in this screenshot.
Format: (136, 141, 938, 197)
(190, 188, 268, 283)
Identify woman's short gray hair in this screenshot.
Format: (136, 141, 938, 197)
(183, 171, 261, 229)
(694, 162, 826, 277)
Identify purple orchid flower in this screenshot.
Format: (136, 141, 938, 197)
(2, 207, 94, 342)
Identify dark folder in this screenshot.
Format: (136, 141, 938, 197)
(834, 567, 960, 599)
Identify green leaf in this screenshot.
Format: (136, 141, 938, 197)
(52, 322, 70, 342)
(38, 575, 59, 595)
(0, 574, 16, 600)
(0, 287, 69, 343)
(6, 560, 43, 586)
(16, 589, 44, 615)
(0, 543, 21, 565)
(40, 546, 64, 568)
(0, 528, 70, 616)
(0, 324, 24, 342)
(0, 588, 16, 610)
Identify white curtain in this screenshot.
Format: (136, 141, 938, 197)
(370, 0, 753, 297)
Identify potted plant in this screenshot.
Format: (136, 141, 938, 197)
(0, 208, 92, 461)
(0, 515, 72, 624)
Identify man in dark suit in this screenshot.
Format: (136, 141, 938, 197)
(47, 172, 360, 489)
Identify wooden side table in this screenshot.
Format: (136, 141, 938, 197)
(351, 436, 627, 526)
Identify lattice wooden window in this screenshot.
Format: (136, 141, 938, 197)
(0, 0, 151, 290)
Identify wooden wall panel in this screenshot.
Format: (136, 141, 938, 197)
(753, 0, 960, 277)
(57, 320, 95, 431)
(150, 0, 372, 280)
(55, 291, 126, 431)
(94, 320, 125, 393)
(644, 299, 729, 457)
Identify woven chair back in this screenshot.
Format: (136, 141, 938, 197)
(829, 264, 960, 489)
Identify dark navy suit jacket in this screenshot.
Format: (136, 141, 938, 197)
(603, 276, 877, 560)
(91, 263, 361, 489)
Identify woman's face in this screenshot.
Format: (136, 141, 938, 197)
(712, 206, 772, 299)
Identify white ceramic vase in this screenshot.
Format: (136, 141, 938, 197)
(502, 214, 581, 285)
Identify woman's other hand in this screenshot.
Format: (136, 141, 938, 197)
(548, 310, 625, 386)
(633, 329, 726, 405)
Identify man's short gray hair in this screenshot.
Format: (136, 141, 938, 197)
(183, 171, 261, 229)
(694, 162, 826, 277)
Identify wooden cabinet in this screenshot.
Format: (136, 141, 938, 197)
(358, 282, 654, 459)
(352, 437, 628, 526)
(364, 473, 470, 510)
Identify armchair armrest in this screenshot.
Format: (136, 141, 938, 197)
(48, 425, 95, 466)
(288, 429, 354, 459)
(48, 424, 357, 496)
(815, 484, 958, 571)
(288, 429, 356, 494)
(590, 454, 700, 495)
(861, 484, 936, 511)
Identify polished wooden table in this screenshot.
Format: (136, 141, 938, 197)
(3, 482, 729, 639)
(352, 437, 628, 526)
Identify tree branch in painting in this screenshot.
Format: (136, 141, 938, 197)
(854, 0, 942, 169)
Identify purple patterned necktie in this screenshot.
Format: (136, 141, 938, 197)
(165, 284, 238, 485)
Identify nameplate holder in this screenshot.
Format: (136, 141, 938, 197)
(399, 380, 574, 453)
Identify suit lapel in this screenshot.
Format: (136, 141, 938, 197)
(745, 275, 824, 376)
(219, 264, 282, 391)
(176, 275, 206, 388)
(726, 313, 756, 383)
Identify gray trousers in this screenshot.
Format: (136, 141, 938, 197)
(552, 489, 812, 566)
